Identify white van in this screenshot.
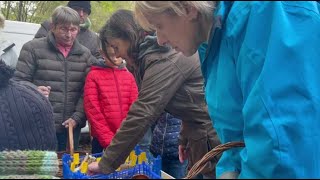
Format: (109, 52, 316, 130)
(2, 20, 40, 58)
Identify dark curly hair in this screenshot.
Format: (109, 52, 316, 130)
(0, 59, 14, 88)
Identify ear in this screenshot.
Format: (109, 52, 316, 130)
(185, 5, 198, 21)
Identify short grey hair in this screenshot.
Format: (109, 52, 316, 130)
(51, 6, 80, 26)
(0, 13, 5, 29)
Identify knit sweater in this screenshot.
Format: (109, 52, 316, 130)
(0, 150, 59, 176)
(0, 175, 59, 179)
(0, 60, 57, 150)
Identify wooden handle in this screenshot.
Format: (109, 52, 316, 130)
(68, 125, 74, 156)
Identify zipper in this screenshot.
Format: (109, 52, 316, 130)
(113, 69, 124, 119)
(63, 55, 68, 123)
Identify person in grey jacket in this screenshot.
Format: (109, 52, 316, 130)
(34, 1, 101, 60)
(88, 9, 220, 179)
(14, 6, 96, 151)
(0, 12, 18, 69)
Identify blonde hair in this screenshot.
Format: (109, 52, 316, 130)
(134, 1, 216, 31)
(0, 13, 5, 29)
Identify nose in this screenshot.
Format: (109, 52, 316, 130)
(116, 55, 122, 60)
(64, 31, 72, 38)
(78, 9, 84, 17)
(156, 31, 168, 46)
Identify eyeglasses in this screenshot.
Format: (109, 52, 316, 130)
(58, 26, 79, 35)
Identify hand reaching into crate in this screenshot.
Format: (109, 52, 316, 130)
(87, 162, 101, 175)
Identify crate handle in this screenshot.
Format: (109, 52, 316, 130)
(184, 141, 245, 179)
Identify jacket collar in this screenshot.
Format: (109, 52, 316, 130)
(47, 31, 86, 56)
(200, 1, 234, 86)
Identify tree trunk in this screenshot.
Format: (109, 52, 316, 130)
(5, 1, 11, 19)
(17, 1, 23, 21)
(23, 1, 28, 22)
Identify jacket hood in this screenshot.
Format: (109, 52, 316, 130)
(137, 35, 170, 60)
(134, 35, 171, 89)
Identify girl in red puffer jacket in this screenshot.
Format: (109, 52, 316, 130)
(84, 45, 138, 153)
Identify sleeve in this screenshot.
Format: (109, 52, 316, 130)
(83, 72, 114, 148)
(13, 42, 38, 88)
(129, 74, 138, 107)
(217, 1, 320, 178)
(98, 55, 187, 174)
(71, 94, 87, 128)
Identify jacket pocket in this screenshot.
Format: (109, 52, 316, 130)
(187, 136, 216, 178)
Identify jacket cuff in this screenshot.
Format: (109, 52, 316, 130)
(71, 113, 85, 128)
(178, 135, 188, 146)
(98, 155, 115, 174)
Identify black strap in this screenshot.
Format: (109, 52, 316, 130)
(2, 43, 15, 53)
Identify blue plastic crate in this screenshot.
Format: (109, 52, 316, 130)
(72, 163, 161, 179)
(62, 146, 162, 179)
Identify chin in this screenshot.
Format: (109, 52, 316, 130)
(181, 48, 198, 57)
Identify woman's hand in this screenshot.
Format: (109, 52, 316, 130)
(37, 86, 51, 98)
(88, 162, 101, 175)
(178, 145, 189, 163)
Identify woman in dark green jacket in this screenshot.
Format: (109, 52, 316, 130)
(88, 9, 220, 179)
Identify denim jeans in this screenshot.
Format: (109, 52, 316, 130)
(56, 126, 81, 151)
(162, 158, 188, 179)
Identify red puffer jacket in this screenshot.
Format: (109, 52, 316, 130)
(84, 65, 138, 148)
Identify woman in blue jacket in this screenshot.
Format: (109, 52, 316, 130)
(135, 1, 320, 179)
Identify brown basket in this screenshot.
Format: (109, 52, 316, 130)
(184, 141, 245, 179)
(56, 126, 88, 178)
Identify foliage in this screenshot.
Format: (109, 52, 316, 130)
(91, 1, 134, 32)
(0, 1, 134, 32)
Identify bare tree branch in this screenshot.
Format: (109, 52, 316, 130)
(5, 1, 11, 19)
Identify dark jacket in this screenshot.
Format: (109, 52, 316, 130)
(98, 36, 221, 177)
(34, 20, 101, 60)
(0, 60, 57, 151)
(151, 112, 181, 160)
(14, 32, 95, 132)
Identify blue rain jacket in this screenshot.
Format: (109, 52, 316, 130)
(198, 1, 320, 178)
